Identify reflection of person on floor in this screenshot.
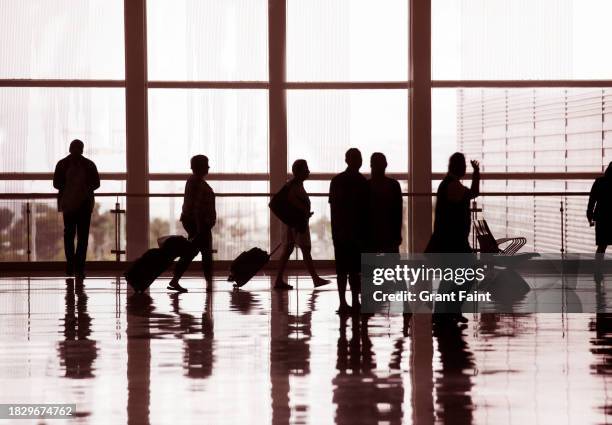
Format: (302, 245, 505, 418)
(58, 277, 97, 378)
(330, 148, 370, 314)
(170, 292, 215, 379)
(587, 162, 612, 280)
(270, 288, 317, 424)
(426, 153, 480, 324)
(274, 160, 331, 290)
(168, 155, 216, 293)
(368, 153, 403, 253)
(433, 323, 474, 425)
(333, 315, 375, 425)
(53, 139, 100, 278)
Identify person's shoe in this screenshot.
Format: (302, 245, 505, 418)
(336, 304, 352, 315)
(167, 281, 188, 293)
(274, 282, 294, 290)
(66, 265, 74, 277)
(75, 270, 86, 280)
(313, 277, 331, 288)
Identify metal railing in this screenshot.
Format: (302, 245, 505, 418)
(0, 191, 595, 262)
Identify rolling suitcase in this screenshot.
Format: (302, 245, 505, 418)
(124, 235, 195, 293)
(228, 244, 282, 288)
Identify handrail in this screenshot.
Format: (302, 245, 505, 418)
(0, 191, 593, 200)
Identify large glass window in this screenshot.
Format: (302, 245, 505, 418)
(432, 88, 612, 173)
(287, 0, 408, 82)
(0, 0, 124, 79)
(0, 87, 126, 173)
(147, 0, 268, 81)
(287, 90, 408, 173)
(148, 89, 269, 173)
(432, 0, 612, 80)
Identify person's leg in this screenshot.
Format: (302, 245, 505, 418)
(200, 227, 214, 291)
(348, 272, 361, 311)
(74, 206, 92, 277)
(168, 220, 198, 292)
(595, 244, 607, 281)
(274, 243, 294, 289)
(274, 225, 295, 289)
(336, 272, 350, 312)
(335, 243, 351, 312)
(63, 211, 77, 275)
(300, 247, 330, 287)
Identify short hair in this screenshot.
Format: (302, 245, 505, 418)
(190, 154, 209, 171)
(292, 159, 308, 175)
(345, 147, 361, 162)
(448, 152, 466, 174)
(370, 152, 387, 167)
(69, 139, 84, 155)
(606, 161, 612, 178)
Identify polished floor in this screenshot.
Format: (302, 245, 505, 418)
(0, 274, 611, 425)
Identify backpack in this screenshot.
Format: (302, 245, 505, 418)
(268, 182, 308, 232)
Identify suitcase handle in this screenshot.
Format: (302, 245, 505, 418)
(269, 243, 283, 257)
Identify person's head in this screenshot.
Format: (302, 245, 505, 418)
(605, 161, 612, 179)
(291, 159, 310, 181)
(448, 152, 466, 178)
(345, 148, 362, 171)
(190, 154, 210, 177)
(370, 152, 387, 177)
(69, 139, 84, 155)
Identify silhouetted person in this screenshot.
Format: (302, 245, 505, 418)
(426, 153, 479, 325)
(168, 155, 216, 292)
(426, 153, 479, 254)
(368, 152, 402, 253)
(53, 139, 100, 278)
(587, 162, 612, 279)
(330, 148, 369, 314)
(274, 159, 331, 290)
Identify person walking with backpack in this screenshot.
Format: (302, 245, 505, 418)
(272, 159, 331, 290)
(53, 139, 100, 278)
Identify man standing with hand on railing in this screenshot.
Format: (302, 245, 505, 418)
(168, 155, 216, 293)
(53, 139, 100, 279)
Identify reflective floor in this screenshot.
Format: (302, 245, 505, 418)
(0, 274, 611, 425)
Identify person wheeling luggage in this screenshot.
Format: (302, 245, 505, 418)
(273, 159, 331, 290)
(329, 148, 370, 314)
(53, 139, 100, 278)
(167, 155, 216, 293)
